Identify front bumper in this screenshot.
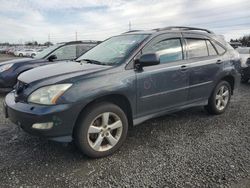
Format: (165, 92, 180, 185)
(4, 92, 82, 142)
(0, 73, 16, 93)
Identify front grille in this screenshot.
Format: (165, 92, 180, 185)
(14, 81, 28, 102)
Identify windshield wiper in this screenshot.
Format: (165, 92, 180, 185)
(81, 59, 107, 65)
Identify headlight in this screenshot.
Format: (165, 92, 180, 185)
(28, 84, 72, 105)
(0, 64, 13, 72)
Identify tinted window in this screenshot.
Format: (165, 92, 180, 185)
(212, 41, 226, 55)
(144, 38, 183, 63)
(187, 39, 208, 58)
(52, 45, 77, 60)
(206, 40, 217, 56)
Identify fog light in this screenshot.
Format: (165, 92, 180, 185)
(32, 122, 53, 130)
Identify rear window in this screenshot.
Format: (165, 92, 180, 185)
(186, 39, 208, 58)
(237, 48, 250, 54)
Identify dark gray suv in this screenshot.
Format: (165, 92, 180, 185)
(4, 27, 241, 158)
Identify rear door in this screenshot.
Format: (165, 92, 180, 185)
(182, 33, 225, 102)
(136, 33, 189, 117)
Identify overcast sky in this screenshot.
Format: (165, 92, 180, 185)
(0, 0, 250, 43)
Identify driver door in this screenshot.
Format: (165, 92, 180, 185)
(136, 33, 189, 117)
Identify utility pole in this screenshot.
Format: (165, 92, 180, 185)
(129, 21, 131, 31)
(75, 31, 78, 41)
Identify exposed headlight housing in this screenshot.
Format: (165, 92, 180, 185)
(28, 84, 72, 105)
(0, 64, 13, 72)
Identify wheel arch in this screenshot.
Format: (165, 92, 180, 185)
(220, 75, 235, 94)
(73, 94, 134, 135)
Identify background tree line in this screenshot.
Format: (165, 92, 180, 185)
(230, 35, 250, 47)
(0, 41, 53, 47)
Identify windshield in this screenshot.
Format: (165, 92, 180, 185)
(76, 34, 149, 65)
(34, 44, 61, 59)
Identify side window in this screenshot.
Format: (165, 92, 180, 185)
(144, 38, 183, 64)
(76, 44, 95, 57)
(206, 40, 217, 56)
(52, 45, 77, 60)
(186, 39, 208, 58)
(211, 41, 226, 55)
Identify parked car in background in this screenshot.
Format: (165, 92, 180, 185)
(4, 27, 241, 158)
(14, 49, 37, 57)
(6, 47, 16, 55)
(0, 41, 100, 92)
(229, 42, 242, 49)
(236, 47, 250, 83)
(0, 46, 8, 54)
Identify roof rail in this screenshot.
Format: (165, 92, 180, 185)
(123, 30, 142, 34)
(154, 26, 214, 34)
(63, 40, 101, 45)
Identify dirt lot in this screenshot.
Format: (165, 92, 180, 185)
(0, 54, 20, 62)
(0, 55, 249, 187)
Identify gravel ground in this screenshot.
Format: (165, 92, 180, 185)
(0, 54, 20, 62)
(0, 55, 249, 187)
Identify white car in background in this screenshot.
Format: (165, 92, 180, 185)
(236, 47, 250, 83)
(14, 49, 37, 57)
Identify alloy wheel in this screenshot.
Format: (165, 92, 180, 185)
(87, 112, 123, 152)
(215, 85, 230, 111)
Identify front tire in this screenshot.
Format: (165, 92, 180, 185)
(205, 81, 232, 115)
(74, 102, 128, 158)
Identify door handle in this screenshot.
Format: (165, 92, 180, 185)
(180, 65, 188, 71)
(216, 59, 222, 64)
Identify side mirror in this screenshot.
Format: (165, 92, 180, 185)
(48, 54, 57, 62)
(136, 53, 160, 69)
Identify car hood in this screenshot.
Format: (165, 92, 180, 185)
(0, 58, 33, 65)
(18, 61, 111, 84)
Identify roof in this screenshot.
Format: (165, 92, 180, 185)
(122, 26, 215, 36)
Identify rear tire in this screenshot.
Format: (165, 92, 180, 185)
(205, 81, 232, 115)
(19, 53, 23, 57)
(74, 102, 128, 158)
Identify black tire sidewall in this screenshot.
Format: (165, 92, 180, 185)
(75, 102, 128, 158)
(208, 81, 232, 114)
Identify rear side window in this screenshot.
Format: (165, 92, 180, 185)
(206, 40, 217, 56)
(186, 39, 208, 58)
(144, 38, 183, 64)
(212, 41, 226, 55)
